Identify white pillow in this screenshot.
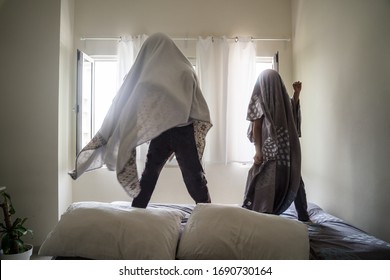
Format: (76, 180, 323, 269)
(177, 203, 309, 260)
(38, 201, 184, 259)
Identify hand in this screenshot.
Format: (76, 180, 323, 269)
(293, 81, 302, 94)
(253, 152, 263, 165)
(293, 81, 302, 102)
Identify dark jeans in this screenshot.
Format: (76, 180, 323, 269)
(132, 124, 211, 208)
(294, 178, 310, 221)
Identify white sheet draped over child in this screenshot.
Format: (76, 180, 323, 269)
(69, 33, 212, 198)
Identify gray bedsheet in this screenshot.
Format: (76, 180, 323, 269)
(151, 202, 390, 260)
(281, 203, 390, 259)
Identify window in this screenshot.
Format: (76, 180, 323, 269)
(93, 58, 118, 132)
(76, 50, 118, 154)
(76, 51, 276, 157)
(255, 56, 275, 81)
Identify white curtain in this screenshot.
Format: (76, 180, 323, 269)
(226, 37, 257, 163)
(197, 36, 256, 163)
(196, 36, 229, 163)
(117, 34, 148, 85)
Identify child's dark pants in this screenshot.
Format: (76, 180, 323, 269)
(131, 123, 210, 208)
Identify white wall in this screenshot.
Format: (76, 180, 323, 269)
(292, 0, 390, 242)
(74, 0, 294, 86)
(59, 0, 75, 216)
(0, 0, 62, 247)
(73, 162, 251, 205)
(72, 0, 294, 205)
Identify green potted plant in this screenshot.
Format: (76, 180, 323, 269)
(0, 186, 33, 260)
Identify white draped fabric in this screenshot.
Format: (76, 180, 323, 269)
(117, 35, 149, 160)
(117, 35, 257, 164)
(71, 33, 211, 197)
(196, 36, 256, 163)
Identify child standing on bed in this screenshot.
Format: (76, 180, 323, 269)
(243, 69, 310, 222)
(70, 33, 212, 207)
(130, 34, 212, 208)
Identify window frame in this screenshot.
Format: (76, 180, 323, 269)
(76, 51, 118, 155)
(76, 50, 94, 155)
(76, 52, 278, 157)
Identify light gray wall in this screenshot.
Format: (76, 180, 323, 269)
(292, 0, 390, 242)
(59, 0, 75, 216)
(74, 0, 294, 85)
(0, 0, 62, 246)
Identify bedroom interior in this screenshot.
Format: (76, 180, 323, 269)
(0, 0, 389, 260)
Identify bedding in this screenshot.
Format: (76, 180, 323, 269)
(38, 201, 185, 260)
(281, 203, 390, 260)
(38, 201, 390, 260)
(176, 203, 309, 260)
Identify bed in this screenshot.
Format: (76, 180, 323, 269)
(38, 201, 390, 260)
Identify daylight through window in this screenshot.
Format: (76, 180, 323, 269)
(76, 53, 274, 156)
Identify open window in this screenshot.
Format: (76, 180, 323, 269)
(76, 50, 118, 154)
(76, 50, 93, 154)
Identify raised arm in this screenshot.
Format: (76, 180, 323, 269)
(292, 81, 302, 103)
(291, 81, 302, 137)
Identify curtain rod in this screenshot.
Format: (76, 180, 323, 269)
(80, 36, 291, 42)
